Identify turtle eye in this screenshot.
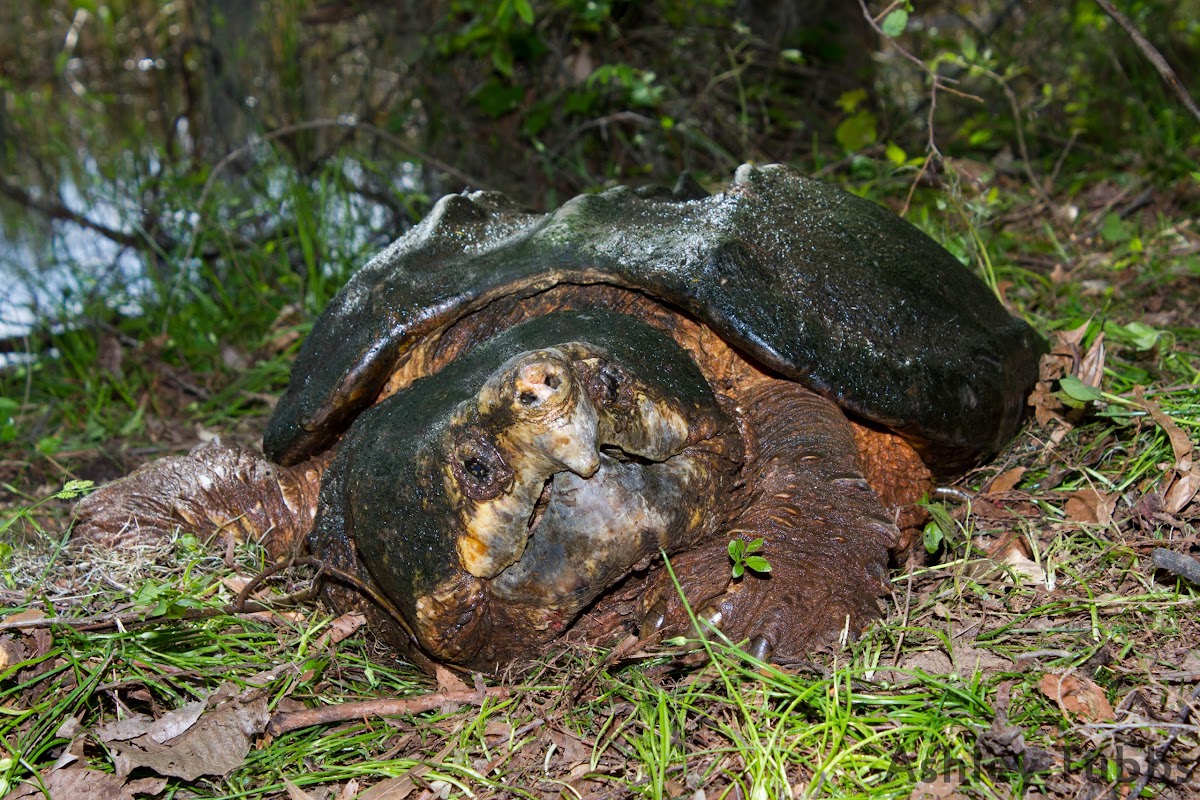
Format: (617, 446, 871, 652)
(452, 433, 512, 501)
(588, 363, 625, 406)
(464, 457, 491, 481)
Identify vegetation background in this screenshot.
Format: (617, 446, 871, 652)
(0, 1, 1197, 799)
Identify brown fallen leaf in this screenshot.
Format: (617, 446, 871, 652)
(1029, 321, 1107, 433)
(1039, 673, 1114, 722)
(97, 701, 206, 745)
(1165, 472, 1200, 515)
(357, 738, 458, 800)
(986, 467, 1026, 495)
(1077, 331, 1106, 390)
(909, 775, 969, 800)
(1064, 488, 1116, 525)
(283, 777, 320, 800)
(4, 766, 165, 800)
(1136, 387, 1199, 514)
(434, 664, 471, 694)
(108, 692, 270, 781)
(315, 612, 367, 649)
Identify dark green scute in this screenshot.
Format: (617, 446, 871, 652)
(267, 164, 1044, 473)
(309, 310, 721, 624)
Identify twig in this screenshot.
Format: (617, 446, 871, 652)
(1127, 683, 1200, 798)
(182, 118, 494, 267)
(1094, 0, 1200, 123)
(1151, 548, 1200, 585)
(266, 686, 511, 735)
(0, 180, 142, 249)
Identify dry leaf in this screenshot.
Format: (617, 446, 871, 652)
(358, 738, 457, 800)
(1039, 673, 1114, 722)
(4, 767, 165, 800)
(357, 775, 418, 800)
(1002, 550, 1047, 587)
(1064, 489, 1115, 525)
(0, 636, 20, 671)
(97, 701, 206, 745)
(1030, 321, 1105, 433)
(1028, 380, 1065, 428)
(1164, 472, 1200, 515)
(986, 467, 1026, 495)
(283, 777, 320, 800)
(1137, 388, 1199, 513)
(110, 694, 270, 781)
(315, 612, 366, 649)
(3, 609, 47, 626)
(909, 775, 969, 800)
(1138, 388, 1194, 470)
(434, 664, 471, 694)
(1078, 332, 1106, 389)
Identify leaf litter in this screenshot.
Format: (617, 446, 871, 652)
(3, 177, 1200, 800)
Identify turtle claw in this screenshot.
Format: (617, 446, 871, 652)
(640, 598, 668, 636)
(696, 604, 725, 635)
(639, 527, 888, 663)
(746, 635, 773, 662)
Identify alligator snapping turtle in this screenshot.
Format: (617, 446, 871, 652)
(76, 164, 1044, 673)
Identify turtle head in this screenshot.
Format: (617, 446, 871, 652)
(309, 311, 736, 667)
(450, 347, 604, 578)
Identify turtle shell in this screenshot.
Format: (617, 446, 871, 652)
(265, 164, 1044, 475)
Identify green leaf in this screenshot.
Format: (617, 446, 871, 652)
(919, 501, 957, 554)
(732, 562, 745, 579)
(491, 45, 515, 77)
(1115, 321, 1162, 351)
(513, 0, 534, 24)
(885, 142, 907, 165)
(728, 539, 745, 560)
(1058, 374, 1103, 403)
(881, 9, 908, 37)
(836, 110, 878, 152)
(745, 556, 772, 574)
(56, 479, 94, 500)
(922, 521, 944, 553)
(1100, 213, 1132, 244)
(835, 88, 868, 113)
(473, 80, 523, 116)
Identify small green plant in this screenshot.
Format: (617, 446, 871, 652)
(0, 479, 94, 539)
(728, 537, 771, 579)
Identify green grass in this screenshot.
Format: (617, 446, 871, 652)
(2, 143, 1199, 798)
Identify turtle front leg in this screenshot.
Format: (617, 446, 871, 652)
(73, 441, 328, 559)
(639, 380, 897, 662)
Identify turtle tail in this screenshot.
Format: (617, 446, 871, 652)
(72, 440, 330, 559)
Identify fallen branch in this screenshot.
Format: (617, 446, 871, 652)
(0, 180, 143, 249)
(1151, 548, 1200, 585)
(1094, 0, 1200, 123)
(266, 687, 512, 736)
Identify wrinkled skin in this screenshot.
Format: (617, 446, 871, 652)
(74, 165, 1045, 673)
(309, 311, 743, 669)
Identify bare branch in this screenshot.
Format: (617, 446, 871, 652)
(0, 180, 142, 249)
(266, 686, 511, 735)
(1094, 0, 1200, 123)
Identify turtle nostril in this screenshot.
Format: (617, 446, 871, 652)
(515, 361, 568, 408)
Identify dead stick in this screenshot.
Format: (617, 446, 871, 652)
(266, 687, 512, 736)
(1094, 0, 1200, 123)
